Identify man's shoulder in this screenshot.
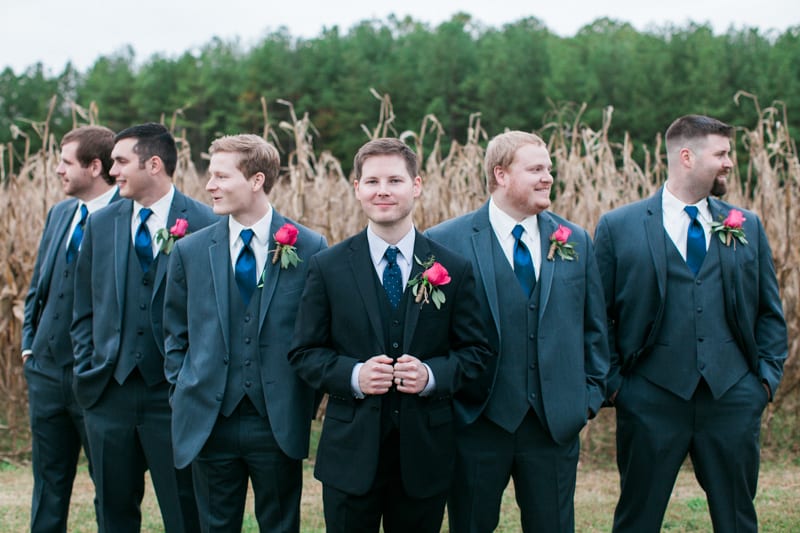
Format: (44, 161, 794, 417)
(426, 208, 482, 238)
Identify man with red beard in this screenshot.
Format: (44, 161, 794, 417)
(594, 114, 787, 532)
(426, 131, 609, 532)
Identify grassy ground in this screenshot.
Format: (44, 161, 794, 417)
(2, 455, 799, 532)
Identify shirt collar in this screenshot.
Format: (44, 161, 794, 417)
(366, 225, 415, 267)
(134, 185, 175, 226)
(662, 183, 711, 223)
(84, 186, 117, 214)
(228, 204, 274, 247)
(488, 196, 540, 239)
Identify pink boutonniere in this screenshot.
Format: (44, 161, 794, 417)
(155, 218, 189, 254)
(271, 223, 302, 269)
(547, 224, 578, 261)
(407, 255, 451, 309)
(711, 209, 748, 248)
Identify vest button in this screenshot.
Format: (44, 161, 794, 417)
(698, 338, 704, 343)
(696, 307, 702, 313)
(392, 342, 399, 349)
(142, 279, 149, 286)
(245, 380, 252, 388)
(139, 303, 146, 310)
(529, 334, 535, 340)
(216, 393, 223, 401)
(529, 304, 536, 310)
(135, 352, 142, 359)
(244, 315, 251, 322)
(695, 279, 702, 285)
(530, 392, 537, 400)
(223, 357, 229, 365)
(245, 337, 251, 344)
(137, 329, 144, 336)
(392, 320, 400, 326)
(244, 360, 251, 366)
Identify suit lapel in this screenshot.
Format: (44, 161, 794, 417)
(258, 212, 284, 331)
(536, 213, 557, 315)
(39, 200, 78, 297)
(471, 204, 502, 337)
(208, 220, 231, 350)
(644, 190, 668, 299)
(348, 231, 385, 352)
(402, 232, 429, 351)
(114, 201, 134, 310)
(153, 190, 186, 293)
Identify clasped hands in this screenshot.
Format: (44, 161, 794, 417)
(358, 354, 428, 395)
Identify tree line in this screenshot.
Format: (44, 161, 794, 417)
(1, 13, 799, 173)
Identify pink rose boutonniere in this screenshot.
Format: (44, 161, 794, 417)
(155, 218, 189, 254)
(547, 224, 578, 261)
(407, 255, 451, 309)
(711, 209, 748, 248)
(271, 223, 302, 269)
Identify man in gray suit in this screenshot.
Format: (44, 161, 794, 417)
(22, 126, 118, 532)
(594, 114, 787, 532)
(163, 134, 326, 531)
(71, 123, 217, 532)
(426, 130, 609, 532)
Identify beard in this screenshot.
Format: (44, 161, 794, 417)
(710, 174, 728, 196)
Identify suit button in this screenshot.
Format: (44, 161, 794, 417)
(392, 320, 400, 326)
(244, 314, 251, 323)
(698, 338, 704, 343)
(392, 342, 399, 349)
(530, 393, 537, 400)
(244, 360, 251, 366)
(695, 279, 702, 285)
(223, 358, 229, 365)
(393, 410, 399, 415)
(529, 304, 536, 310)
(137, 329, 144, 336)
(135, 352, 142, 359)
(142, 279, 149, 286)
(216, 393, 223, 401)
(529, 363, 537, 370)
(245, 337, 251, 344)
(696, 307, 702, 313)
(245, 381, 252, 388)
(139, 303, 146, 310)
(529, 334, 535, 340)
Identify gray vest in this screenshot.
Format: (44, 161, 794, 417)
(113, 243, 163, 386)
(32, 236, 77, 367)
(220, 272, 267, 417)
(484, 241, 546, 433)
(635, 238, 749, 400)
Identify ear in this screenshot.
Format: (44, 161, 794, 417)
(412, 175, 422, 198)
(493, 165, 507, 186)
(148, 156, 164, 175)
(251, 172, 265, 191)
(89, 158, 103, 178)
(679, 147, 694, 169)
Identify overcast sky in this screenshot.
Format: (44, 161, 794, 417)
(2, 0, 798, 73)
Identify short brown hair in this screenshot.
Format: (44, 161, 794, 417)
(353, 138, 418, 181)
(665, 115, 733, 154)
(484, 131, 545, 192)
(61, 126, 116, 185)
(209, 134, 281, 194)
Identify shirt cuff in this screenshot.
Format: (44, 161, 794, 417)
(22, 349, 32, 360)
(351, 362, 365, 399)
(420, 363, 435, 396)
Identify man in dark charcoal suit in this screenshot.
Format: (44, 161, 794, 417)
(22, 126, 118, 532)
(71, 122, 217, 533)
(593, 114, 788, 532)
(164, 134, 327, 532)
(289, 138, 492, 533)
(426, 130, 609, 533)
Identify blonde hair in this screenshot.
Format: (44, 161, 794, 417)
(209, 134, 281, 193)
(484, 131, 545, 192)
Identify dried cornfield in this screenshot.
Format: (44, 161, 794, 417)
(1, 93, 798, 461)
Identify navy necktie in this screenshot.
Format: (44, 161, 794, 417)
(134, 208, 154, 272)
(684, 206, 706, 275)
(235, 229, 257, 305)
(66, 203, 88, 264)
(383, 246, 403, 308)
(512, 224, 536, 297)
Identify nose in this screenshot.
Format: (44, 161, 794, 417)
(205, 176, 216, 191)
(56, 161, 65, 175)
(109, 162, 120, 177)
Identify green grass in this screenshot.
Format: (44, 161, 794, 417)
(2, 423, 798, 532)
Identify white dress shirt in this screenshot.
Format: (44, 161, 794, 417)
(662, 183, 711, 260)
(131, 185, 175, 258)
(228, 206, 274, 280)
(488, 197, 543, 279)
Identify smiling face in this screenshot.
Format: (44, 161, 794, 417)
(492, 142, 553, 220)
(354, 154, 421, 235)
(56, 141, 95, 199)
(206, 151, 266, 225)
(110, 137, 163, 204)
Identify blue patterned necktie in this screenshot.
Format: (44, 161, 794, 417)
(512, 224, 536, 297)
(235, 229, 257, 305)
(684, 206, 706, 275)
(134, 208, 154, 272)
(65, 203, 89, 264)
(383, 246, 403, 308)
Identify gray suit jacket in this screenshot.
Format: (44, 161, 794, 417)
(164, 213, 327, 468)
(593, 188, 787, 397)
(70, 190, 217, 408)
(426, 202, 609, 443)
